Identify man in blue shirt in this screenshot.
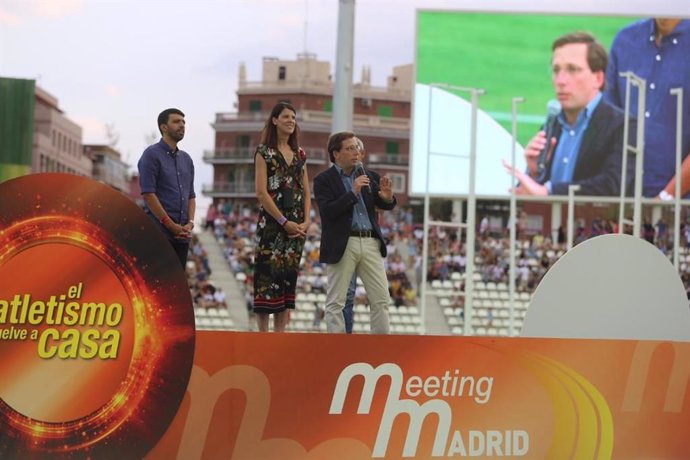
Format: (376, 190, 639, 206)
(138, 108, 196, 267)
(314, 131, 397, 334)
(342, 136, 367, 334)
(504, 32, 633, 197)
(605, 18, 690, 198)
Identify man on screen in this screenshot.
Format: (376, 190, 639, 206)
(604, 18, 690, 199)
(504, 32, 634, 197)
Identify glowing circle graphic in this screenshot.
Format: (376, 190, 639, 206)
(0, 174, 195, 459)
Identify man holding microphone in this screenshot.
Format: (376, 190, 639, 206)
(314, 131, 396, 334)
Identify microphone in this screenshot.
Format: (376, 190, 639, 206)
(535, 99, 561, 183)
(354, 161, 371, 193)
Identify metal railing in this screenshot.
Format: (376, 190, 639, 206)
(203, 147, 329, 163)
(202, 182, 256, 195)
(213, 109, 410, 131)
(367, 153, 409, 165)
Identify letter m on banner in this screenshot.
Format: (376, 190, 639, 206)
(330, 363, 452, 458)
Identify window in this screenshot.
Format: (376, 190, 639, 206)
(236, 135, 251, 156)
(278, 65, 286, 80)
(385, 141, 399, 154)
(323, 99, 333, 113)
(249, 100, 262, 112)
(389, 173, 406, 194)
(377, 105, 393, 117)
(236, 135, 251, 147)
(524, 215, 544, 234)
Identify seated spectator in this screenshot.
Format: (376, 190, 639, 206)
(214, 287, 228, 308)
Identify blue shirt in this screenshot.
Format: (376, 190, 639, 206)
(548, 93, 602, 190)
(138, 139, 196, 232)
(333, 164, 373, 231)
(604, 19, 690, 196)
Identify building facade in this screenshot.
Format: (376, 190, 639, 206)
(84, 144, 131, 193)
(203, 53, 413, 210)
(33, 86, 91, 177)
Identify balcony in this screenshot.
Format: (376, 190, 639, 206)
(202, 181, 256, 198)
(203, 147, 255, 163)
(212, 110, 409, 136)
(203, 147, 329, 164)
(237, 79, 411, 101)
(367, 153, 409, 166)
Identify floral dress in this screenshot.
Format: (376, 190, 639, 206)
(253, 144, 307, 314)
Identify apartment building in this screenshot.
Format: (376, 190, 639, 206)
(203, 53, 413, 209)
(33, 86, 91, 177)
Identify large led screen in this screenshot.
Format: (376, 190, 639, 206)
(411, 3, 689, 198)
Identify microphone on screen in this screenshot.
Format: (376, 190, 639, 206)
(535, 99, 561, 183)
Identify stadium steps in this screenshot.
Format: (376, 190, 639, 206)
(196, 229, 250, 330)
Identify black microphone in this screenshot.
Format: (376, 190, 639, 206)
(354, 161, 371, 193)
(535, 99, 561, 183)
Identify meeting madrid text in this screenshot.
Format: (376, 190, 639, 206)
(331, 362, 530, 457)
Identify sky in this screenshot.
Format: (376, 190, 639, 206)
(0, 0, 457, 216)
(0, 0, 683, 217)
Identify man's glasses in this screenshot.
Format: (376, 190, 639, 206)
(341, 145, 361, 152)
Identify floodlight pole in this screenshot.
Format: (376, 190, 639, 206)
(420, 85, 434, 335)
(332, 0, 355, 132)
(509, 97, 525, 337)
(420, 83, 484, 336)
(618, 71, 646, 238)
(463, 87, 485, 336)
(567, 184, 581, 250)
(670, 87, 684, 269)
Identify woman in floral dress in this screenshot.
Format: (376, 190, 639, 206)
(253, 102, 310, 332)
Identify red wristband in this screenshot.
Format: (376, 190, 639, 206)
(160, 215, 172, 225)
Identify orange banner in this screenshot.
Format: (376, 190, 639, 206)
(149, 332, 690, 459)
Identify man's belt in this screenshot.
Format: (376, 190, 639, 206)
(350, 229, 375, 238)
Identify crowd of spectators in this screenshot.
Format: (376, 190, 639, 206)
(186, 234, 228, 310)
(191, 198, 690, 325)
(201, 201, 421, 319)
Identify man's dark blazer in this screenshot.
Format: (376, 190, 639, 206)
(544, 98, 635, 196)
(314, 165, 397, 265)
